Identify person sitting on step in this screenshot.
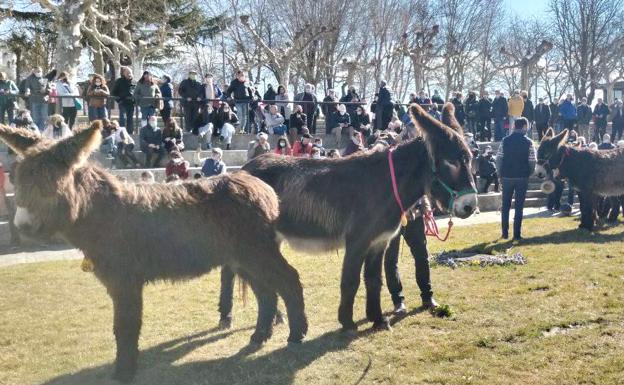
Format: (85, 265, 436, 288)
(140, 115, 165, 168)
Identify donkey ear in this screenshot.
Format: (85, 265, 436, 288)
(51, 120, 102, 169)
(409, 103, 445, 139)
(554, 129, 569, 146)
(543, 127, 555, 139)
(441, 103, 464, 135)
(0, 124, 41, 155)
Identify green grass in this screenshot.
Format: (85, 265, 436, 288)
(1, 216, 624, 385)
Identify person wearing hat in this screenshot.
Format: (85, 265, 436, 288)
(249, 132, 271, 159)
(133, 71, 162, 120)
(159, 74, 174, 123)
(292, 133, 313, 157)
(178, 70, 203, 131)
(165, 150, 190, 180)
(201, 147, 227, 176)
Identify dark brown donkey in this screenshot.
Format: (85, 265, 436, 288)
(219, 103, 477, 332)
(536, 128, 624, 230)
(0, 122, 307, 383)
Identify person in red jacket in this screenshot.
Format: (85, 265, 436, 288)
(291, 133, 313, 157)
(165, 151, 190, 180)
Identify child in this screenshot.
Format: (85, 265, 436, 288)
(201, 148, 227, 177)
(165, 151, 190, 180)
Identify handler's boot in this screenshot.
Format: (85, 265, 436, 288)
(393, 302, 407, 315)
(421, 297, 439, 310)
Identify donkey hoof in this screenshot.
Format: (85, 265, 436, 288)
(250, 330, 272, 345)
(218, 316, 232, 330)
(372, 318, 392, 332)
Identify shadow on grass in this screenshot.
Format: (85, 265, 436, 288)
(41, 326, 356, 385)
(461, 225, 624, 254)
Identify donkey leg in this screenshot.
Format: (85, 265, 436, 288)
(108, 282, 143, 383)
(218, 266, 236, 329)
(245, 277, 278, 345)
(247, 251, 308, 343)
(338, 246, 366, 331)
(579, 192, 594, 231)
(364, 249, 390, 330)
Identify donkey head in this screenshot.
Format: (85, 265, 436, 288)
(535, 128, 568, 179)
(0, 121, 102, 238)
(409, 103, 477, 219)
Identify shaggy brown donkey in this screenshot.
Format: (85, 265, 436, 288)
(220, 103, 477, 332)
(536, 128, 624, 230)
(0, 122, 307, 383)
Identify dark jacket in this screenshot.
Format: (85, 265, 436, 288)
(496, 132, 536, 178)
(322, 95, 338, 119)
(289, 112, 307, 132)
(431, 94, 444, 105)
(492, 96, 508, 119)
(549, 103, 559, 125)
(593, 103, 610, 124)
(534, 103, 551, 124)
(477, 97, 492, 119)
(178, 78, 203, 105)
(451, 98, 466, 124)
(226, 79, 252, 101)
(24, 74, 49, 103)
(160, 82, 174, 109)
(465, 96, 479, 120)
(332, 111, 351, 127)
(139, 125, 163, 152)
(477, 153, 497, 176)
(576, 104, 592, 124)
(263, 87, 276, 102)
(111, 77, 135, 107)
(201, 158, 226, 176)
(522, 99, 534, 122)
(210, 110, 239, 129)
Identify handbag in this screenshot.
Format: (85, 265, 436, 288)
(74, 98, 83, 110)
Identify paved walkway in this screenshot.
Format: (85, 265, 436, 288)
(0, 207, 568, 268)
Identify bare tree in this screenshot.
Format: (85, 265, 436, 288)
(549, 0, 624, 99)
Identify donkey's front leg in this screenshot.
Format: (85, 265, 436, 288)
(338, 243, 366, 331)
(108, 281, 143, 383)
(364, 248, 390, 330)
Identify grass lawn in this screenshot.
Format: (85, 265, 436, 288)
(1, 216, 623, 385)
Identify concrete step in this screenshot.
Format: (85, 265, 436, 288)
(90, 149, 249, 169)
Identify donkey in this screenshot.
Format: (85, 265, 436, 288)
(536, 128, 624, 230)
(0, 121, 307, 383)
(219, 103, 478, 332)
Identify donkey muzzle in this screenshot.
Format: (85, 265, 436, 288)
(452, 193, 478, 219)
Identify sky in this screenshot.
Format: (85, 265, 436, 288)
(507, 0, 548, 16)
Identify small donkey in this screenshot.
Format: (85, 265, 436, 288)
(0, 121, 307, 383)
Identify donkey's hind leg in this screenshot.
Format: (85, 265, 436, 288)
(240, 273, 278, 345)
(244, 247, 308, 343)
(218, 266, 236, 329)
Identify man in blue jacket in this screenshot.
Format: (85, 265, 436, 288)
(558, 94, 577, 131)
(496, 117, 536, 240)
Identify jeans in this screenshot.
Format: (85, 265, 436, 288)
(31, 102, 48, 131)
(611, 124, 623, 142)
(567, 181, 575, 206)
(88, 106, 107, 121)
(143, 146, 165, 168)
(117, 104, 134, 134)
(140, 105, 155, 120)
(0, 103, 14, 124)
(236, 102, 249, 133)
(480, 173, 499, 193)
(62, 106, 77, 129)
(494, 118, 505, 141)
(477, 117, 491, 141)
(384, 215, 433, 305)
(501, 177, 529, 239)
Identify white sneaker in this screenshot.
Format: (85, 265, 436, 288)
(394, 302, 407, 315)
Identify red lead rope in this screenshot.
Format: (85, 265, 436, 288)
(423, 210, 454, 241)
(388, 148, 453, 241)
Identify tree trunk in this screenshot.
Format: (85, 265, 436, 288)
(53, 1, 86, 80)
